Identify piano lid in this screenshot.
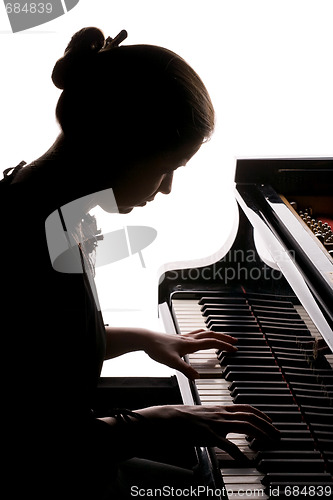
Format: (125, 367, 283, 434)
(235, 156, 333, 195)
(235, 157, 333, 350)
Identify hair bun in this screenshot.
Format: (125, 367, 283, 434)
(52, 27, 105, 90)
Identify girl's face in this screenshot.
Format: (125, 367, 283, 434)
(98, 142, 201, 214)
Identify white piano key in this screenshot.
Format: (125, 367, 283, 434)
(220, 468, 263, 476)
(222, 474, 265, 484)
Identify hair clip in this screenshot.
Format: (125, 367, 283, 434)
(103, 29, 128, 50)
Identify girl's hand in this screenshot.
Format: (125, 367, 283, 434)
(105, 326, 237, 380)
(136, 404, 280, 462)
(101, 404, 280, 463)
(144, 328, 238, 379)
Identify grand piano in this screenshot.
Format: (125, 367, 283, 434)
(156, 158, 333, 499)
(96, 158, 333, 499)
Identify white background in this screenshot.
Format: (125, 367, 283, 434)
(1, 0, 333, 327)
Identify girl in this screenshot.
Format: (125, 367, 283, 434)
(1, 27, 279, 499)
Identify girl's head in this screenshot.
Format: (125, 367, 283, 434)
(52, 27, 215, 162)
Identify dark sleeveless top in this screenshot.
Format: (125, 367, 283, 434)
(0, 163, 116, 499)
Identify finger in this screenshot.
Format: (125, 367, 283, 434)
(183, 338, 238, 354)
(183, 329, 206, 335)
(221, 412, 280, 440)
(168, 356, 200, 380)
(214, 436, 252, 464)
(184, 330, 238, 344)
(226, 419, 280, 442)
(223, 404, 273, 424)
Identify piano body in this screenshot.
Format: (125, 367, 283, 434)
(155, 158, 333, 498)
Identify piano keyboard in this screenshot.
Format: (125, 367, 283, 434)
(171, 294, 333, 500)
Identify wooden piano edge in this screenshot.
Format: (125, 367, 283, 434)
(159, 301, 227, 498)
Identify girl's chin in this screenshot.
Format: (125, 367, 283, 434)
(118, 201, 147, 213)
(119, 207, 134, 214)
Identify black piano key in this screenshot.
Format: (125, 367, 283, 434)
(273, 429, 313, 439)
(205, 315, 256, 323)
(272, 422, 308, 430)
(249, 301, 297, 313)
(198, 296, 247, 305)
(256, 449, 324, 468)
(249, 429, 313, 443)
(287, 381, 329, 391)
(278, 357, 312, 368)
(326, 459, 333, 474)
(285, 370, 333, 384)
(256, 450, 322, 460)
(264, 323, 310, 332)
(258, 458, 326, 473)
(224, 370, 284, 382)
(219, 356, 277, 366)
(218, 349, 272, 359)
(261, 472, 333, 486)
(294, 404, 333, 414)
(201, 307, 251, 316)
(284, 371, 330, 384)
(284, 365, 333, 376)
(258, 317, 305, 326)
(233, 393, 294, 404)
(314, 430, 333, 440)
(265, 332, 311, 341)
(311, 422, 333, 434)
(247, 298, 294, 307)
(230, 386, 290, 397)
(250, 437, 315, 451)
(231, 345, 271, 352)
(205, 323, 261, 332)
(231, 337, 268, 346)
(273, 350, 310, 359)
(253, 309, 301, 318)
(222, 364, 280, 376)
(305, 411, 333, 425)
(294, 394, 333, 407)
(228, 379, 287, 391)
(206, 321, 260, 331)
(248, 404, 303, 414)
(219, 331, 264, 337)
(257, 318, 311, 330)
(267, 338, 309, 349)
(273, 346, 315, 354)
(228, 380, 287, 391)
(316, 438, 333, 451)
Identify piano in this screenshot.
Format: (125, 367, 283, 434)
(156, 158, 333, 499)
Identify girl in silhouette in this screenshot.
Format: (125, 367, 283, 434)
(2, 27, 279, 499)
